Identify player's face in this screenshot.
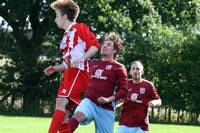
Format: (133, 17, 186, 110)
(100, 40, 117, 57)
(130, 63, 144, 80)
(54, 10, 66, 29)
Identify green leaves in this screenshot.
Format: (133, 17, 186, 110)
(0, 0, 200, 119)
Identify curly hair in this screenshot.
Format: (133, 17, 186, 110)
(50, 0, 80, 22)
(104, 32, 123, 59)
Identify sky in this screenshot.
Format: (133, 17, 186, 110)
(0, 16, 13, 32)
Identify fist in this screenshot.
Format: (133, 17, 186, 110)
(44, 66, 55, 76)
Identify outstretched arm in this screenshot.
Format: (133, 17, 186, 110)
(44, 63, 66, 76)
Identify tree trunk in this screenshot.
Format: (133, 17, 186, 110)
(168, 106, 171, 123)
(23, 92, 40, 115)
(157, 107, 160, 120)
(195, 113, 199, 124)
(180, 110, 185, 123)
(9, 94, 14, 110)
(151, 108, 154, 118)
(164, 106, 167, 121)
(177, 110, 180, 123)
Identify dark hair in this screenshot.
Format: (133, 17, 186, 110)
(50, 0, 80, 21)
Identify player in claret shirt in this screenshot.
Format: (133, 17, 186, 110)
(66, 32, 128, 133)
(43, 0, 99, 133)
(117, 60, 162, 133)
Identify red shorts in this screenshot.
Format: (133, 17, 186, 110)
(57, 68, 89, 110)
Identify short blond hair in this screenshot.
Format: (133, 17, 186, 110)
(50, 0, 80, 21)
(131, 60, 144, 70)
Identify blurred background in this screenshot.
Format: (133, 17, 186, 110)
(0, 0, 200, 125)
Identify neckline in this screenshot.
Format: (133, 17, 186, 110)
(64, 22, 76, 33)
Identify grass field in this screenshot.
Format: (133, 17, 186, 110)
(0, 115, 199, 133)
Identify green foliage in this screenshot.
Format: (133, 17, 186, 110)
(0, 0, 200, 124)
(0, 0, 59, 114)
(151, 0, 199, 30)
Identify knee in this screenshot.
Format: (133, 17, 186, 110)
(73, 111, 86, 122)
(55, 97, 69, 111)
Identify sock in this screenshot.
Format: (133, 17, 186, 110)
(59, 123, 72, 133)
(68, 117, 79, 132)
(48, 110, 66, 133)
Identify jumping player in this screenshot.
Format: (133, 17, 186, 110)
(117, 61, 162, 133)
(44, 0, 99, 133)
(66, 32, 128, 133)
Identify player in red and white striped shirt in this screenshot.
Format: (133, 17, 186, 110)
(44, 0, 99, 133)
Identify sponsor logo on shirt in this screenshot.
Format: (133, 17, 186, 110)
(131, 93, 138, 101)
(91, 69, 107, 80)
(130, 93, 143, 103)
(92, 65, 98, 68)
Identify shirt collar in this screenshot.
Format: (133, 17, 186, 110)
(64, 22, 76, 34)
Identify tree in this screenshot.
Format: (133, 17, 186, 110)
(0, 0, 59, 114)
(0, 0, 200, 123)
(0, 0, 132, 114)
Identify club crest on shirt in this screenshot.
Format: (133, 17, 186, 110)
(140, 87, 145, 94)
(105, 65, 112, 70)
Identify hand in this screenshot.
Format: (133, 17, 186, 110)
(148, 101, 154, 108)
(147, 107, 152, 114)
(44, 66, 55, 76)
(148, 99, 162, 108)
(116, 99, 124, 108)
(97, 97, 110, 104)
(72, 57, 86, 67)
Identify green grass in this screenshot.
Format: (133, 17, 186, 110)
(0, 115, 199, 133)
